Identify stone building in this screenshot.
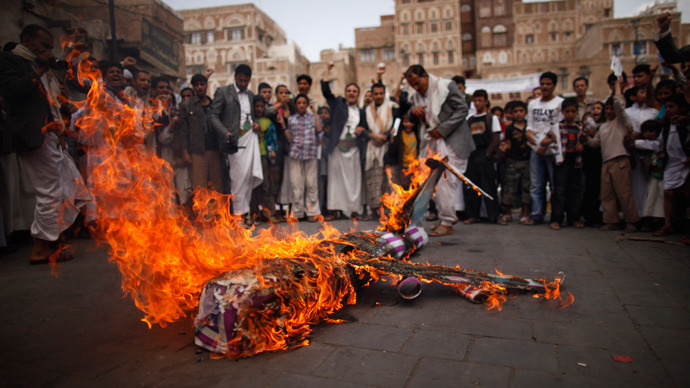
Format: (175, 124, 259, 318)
(395, 0, 463, 79)
(354, 15, 402, 96)
(179, 4, 308, 96)
(0, 0, 184, 79)
(308, 48, 358, 109)
(355, 0, 688, 103)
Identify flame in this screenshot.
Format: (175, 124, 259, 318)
(59, 39, 571, 359)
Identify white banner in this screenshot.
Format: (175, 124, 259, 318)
(465, 73, 542, 94)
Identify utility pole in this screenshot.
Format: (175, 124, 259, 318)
(109, 0, 118, 62)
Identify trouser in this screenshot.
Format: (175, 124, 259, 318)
(551, 154, 583, 225)
(502, 158, 531, 208)
(464, 150, 499, 220)
(437, 149, 467, 227)
(581, 147, 602, 224)
(250, 155, 276, 216)
(529, 151, 555, 222)
(286, 157, 320, 218)
(600, 156, 640, 224)
(191, 150, 223, 192)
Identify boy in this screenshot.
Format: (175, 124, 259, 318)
(463, 89, 501, 224)
(654, 94, 690, 236)
(524, 71, 564, 225)
(250, 95, 279, 223)
(634, 120, 665, 229)
(548, 98, 584, 229)
(626, 85, 659, 218)
(286, 94, 322, 221)
(499, 101, 531, 224)
(654, 79, 676, 120)
(582, 78, 640, 232)
(632, 64, 657, 109)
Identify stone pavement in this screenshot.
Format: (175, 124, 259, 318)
(1, 219, 689, 387)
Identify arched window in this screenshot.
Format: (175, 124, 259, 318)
(462, 33, 472, 41)
(461, 4, 471, 12)
(493, 24, 507, 33)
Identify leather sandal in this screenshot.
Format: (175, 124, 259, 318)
(429, 224, 453, 236)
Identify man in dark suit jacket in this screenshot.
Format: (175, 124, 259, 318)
(177, 73, 223, 194)
(321, 62, 369, 219)
(0, 24, 89, 264)
(209, 64, 257, 195)
(654, 13, 690, 65)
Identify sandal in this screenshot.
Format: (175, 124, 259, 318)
(574, 220, 585, 228)
(429, 224, 453, 236)
(498, 215, 512, 225)
(600, 223, 619, 231)
(463, 218, 479, 225)
(549, 222, 561, 230)
(522, 217, 536, 226)
(519, 216, 530, 224)
(653, 226, 673, 237)
(426, 213, 439, 221)
(30, 250, 73, 265)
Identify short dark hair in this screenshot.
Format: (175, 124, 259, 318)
(258, 82, 271, 92)
(632, 64, 651, 75)
(134, 69, 150, 78)
(98, 60, 123, 73)
(491, 106, 503, 115)
(180, 87, 193, 95)
(452, 75, 466, 85)
(253, 94, 266, 105)
(191, 73, 207, 85)
(472, 89, 488, 100)
(561, 97, 578, 110)
(404, 64, 427, 78)
(2, 41, 18, 52)
(296, 74, 312, 85)
(666, 93, 689, 109)
(235, 63, 252, 77)
(317, 106, 330, 115)
(294, 93, 309, 104)
(572, 76, 589, 87)
(275, 84, 288, 94)
(641, 119, 662, 134)
(371, 82, 386, 92)
(20, 24, 52, 42)
(655, 79, 676, 92)
(151, 76, 170, 89)
(511, 100, 527, 111)
(345, 82, 360, 92)
(628, 86, 640, 96)
(604, 96, 614, 106)
(607, 72, 627, 85)
(540, 71, 558, 85)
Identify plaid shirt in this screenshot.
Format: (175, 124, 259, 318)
(287, 112, 318, 160)
(558, 120, 583, 167)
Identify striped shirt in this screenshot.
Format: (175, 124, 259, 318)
(287, 112, 318, 160)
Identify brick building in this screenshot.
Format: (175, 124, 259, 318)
(179, 4, 308, 96)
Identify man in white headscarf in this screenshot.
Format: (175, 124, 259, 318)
(0, 24, 91, 264)
(404, 65, 474, 236)
(364, 82, 396, 218)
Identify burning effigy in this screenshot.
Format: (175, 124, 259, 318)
(63, 43, 572, 360)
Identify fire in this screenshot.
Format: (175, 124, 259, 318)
(59, 39, 571, 359)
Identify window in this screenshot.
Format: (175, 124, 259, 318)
(383, 46, 395, 61)
(226, 62, 245, 73)
(430, 22, 438, 33)
(462, 33, 472, 41)
(401, 51, 410, 67)
(525, 34, 535, 44)
(416, 22, 424, 34)
(448, 50, 455, 64)
(433, 51, 440, 65)
(230, 27, 245, 41)
(610, 42, 622, 56)
(186, 65, 204, 75)
(206, 31, 214, 43)
(494, 34, 505, 46)
(480, 6, 491, 17)
(495, 0, 506, 16)
(565, 32, 572, 41)
(401, 23, 409, 35)
(445, 20, 453, 31)
(550, 33, 557, 42)
(417, 53, 424, 66)
(491, 93, 503, 101)
(509, 92, 521, 99)
(558, 68, 568, 86)
(190, 31, 202, 44)
(360, 48, 375, 62)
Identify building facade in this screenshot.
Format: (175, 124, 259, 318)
(179, 4, 307, 96)
(355, 0, 688, 102)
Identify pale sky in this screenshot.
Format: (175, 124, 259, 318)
(162, 0, 689, 62)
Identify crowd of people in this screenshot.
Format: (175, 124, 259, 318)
(1, 13, 689, 263)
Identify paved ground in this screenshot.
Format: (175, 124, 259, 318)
(1, 218, 689, 387)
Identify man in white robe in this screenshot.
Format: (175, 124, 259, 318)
(321, 62, 368, 218)
(405, 65, 474, 236)
(364, 83, 396, 216)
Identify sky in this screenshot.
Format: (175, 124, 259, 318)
(162, 0, 690, 62)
